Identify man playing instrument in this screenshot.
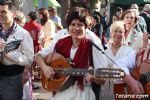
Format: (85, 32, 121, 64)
(0, 0, 34, 100)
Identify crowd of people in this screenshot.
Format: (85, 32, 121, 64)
(0, 0, 150, 100)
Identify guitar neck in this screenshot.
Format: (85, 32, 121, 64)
(54, 68, 93, 76)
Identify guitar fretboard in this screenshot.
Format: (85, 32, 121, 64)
(53, 68, 125, 80)
(54, 68, 93, 76)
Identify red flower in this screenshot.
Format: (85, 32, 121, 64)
(128, 42, 131, 45)
(133, 31, 136, 34)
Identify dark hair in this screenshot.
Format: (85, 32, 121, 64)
(28, 11, 37, 21)
(48, 6, 57, 12)
(0, 23, 3, 31)
(93, 11, 102, 18)
(66, 8, 87, 28)
(92, 15, 100, 23)
(0, 0, 16, 11)
(38, 8, 49, 26)
(112, 13, 119, 20)
(116, 7, 123, 12)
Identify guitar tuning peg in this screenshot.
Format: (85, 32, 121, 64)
(111, 78, 114, 80)
(120, 78, 123, 81)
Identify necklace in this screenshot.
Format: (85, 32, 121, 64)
(112, 43, 121, 49)
(72, 40, 80, 48)
(72, 43, 79, 48)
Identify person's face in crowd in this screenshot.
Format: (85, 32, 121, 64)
(14, 18, 21, 25)
(39, 14, 43, 19)
(85, 16, 92, 29)
(112, 15, 118, 23)
(0, 4, 14, 25)
(123, 12, 136, 30)
(48, 9, 52, 15)
(84, 10, 90, 16)
(103, 12, 108, 17)
(147, 10, 150, 15)
(130, 4, 138, 10)
(92, 17, 97, 25)
(112, 27, 124, 44)
(48, 8, 55, 16)
(69, 19, 86, 40)
(116, 11, 122, 18)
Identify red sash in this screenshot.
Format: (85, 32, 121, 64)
(55, 36, 92, 90)
(136, 48, 150, 67)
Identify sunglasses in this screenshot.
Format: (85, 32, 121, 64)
(48, 9, 53, 12)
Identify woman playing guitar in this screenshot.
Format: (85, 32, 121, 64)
(35, 8, 108, 100)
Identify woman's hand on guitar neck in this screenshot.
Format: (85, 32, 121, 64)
(85, 73, 94, 83)
(42, 65, 55, 80)
(85, 74, 105, 85)
(85, 67, 94, 83)
(85, 67, 105, 85)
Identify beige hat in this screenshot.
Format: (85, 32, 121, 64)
(15, 11, 26, 23)
(144, 4, 150, 12)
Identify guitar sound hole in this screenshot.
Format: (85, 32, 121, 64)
(54, 74, 61, 79)
(57, 65, 62, 67)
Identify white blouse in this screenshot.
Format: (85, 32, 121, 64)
(38, 29, 108, 100)
(70, 47, 78, 60)
(113, 50, 137, 74)
(125, 28, 143, 50)
(39, 28, 108, 69)
(0, 24, 34, 66)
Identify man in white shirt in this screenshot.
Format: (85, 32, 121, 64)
(0, 0, 34, 100)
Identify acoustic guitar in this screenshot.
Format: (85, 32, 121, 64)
(42, 53, 125, 93)
(114, 60, 150, 100)
(131, 59, 150, 95)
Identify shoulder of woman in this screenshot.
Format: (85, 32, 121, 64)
(48, 19, 55, 24)
(122, 44, 133, 51)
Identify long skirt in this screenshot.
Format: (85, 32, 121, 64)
(99, 80, 115, 100)
(52, 82, 96, 100)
